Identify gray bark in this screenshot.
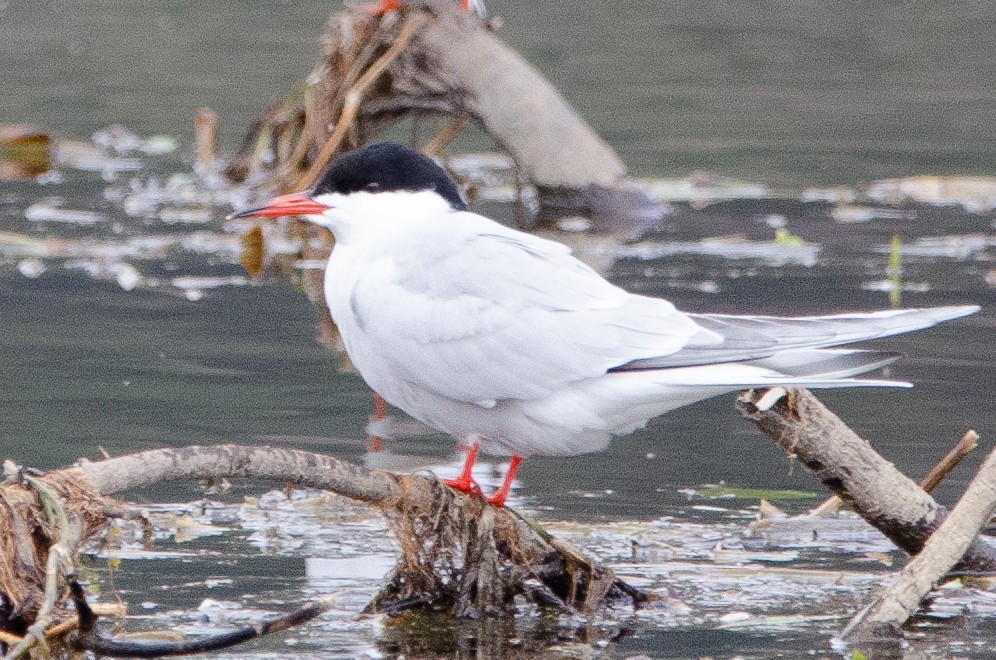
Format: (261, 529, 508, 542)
(311, 2, 658, 234)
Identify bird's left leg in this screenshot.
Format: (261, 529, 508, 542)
(443, 436, 482, 494)
(486, 456, 523, 507)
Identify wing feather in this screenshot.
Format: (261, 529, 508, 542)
(346, 221, 700, 404)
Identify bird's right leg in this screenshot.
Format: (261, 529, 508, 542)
(442, 436, 482, 494)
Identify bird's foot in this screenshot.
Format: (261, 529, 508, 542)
(485, 491, 507, 507)
(442, 474, 483, 495)
(363, 0, 404, 16)
(367, 393, 389, 452)
(364, 0, 478, 16)
(485, 455, 522, 508)
(443, 441, 482, 495)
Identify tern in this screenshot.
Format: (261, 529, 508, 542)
(232, 142, 979, 506)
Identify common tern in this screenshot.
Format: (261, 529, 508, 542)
(232, 142, 979, 506)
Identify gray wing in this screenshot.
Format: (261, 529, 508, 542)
(347, 220, 705, 404)
(611, 306, 979, 371)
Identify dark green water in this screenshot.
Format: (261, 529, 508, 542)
(3, 1, 996, 657)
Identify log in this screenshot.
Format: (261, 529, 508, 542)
(736, 388, 996, 572)
(809, 429, 978, 517)
(340, 1, 629, 189)
(228, 1, 659, 234)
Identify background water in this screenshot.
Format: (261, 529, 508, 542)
(3, 1, 996, 657)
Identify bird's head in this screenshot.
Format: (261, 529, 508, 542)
(228, 143, 466, 229)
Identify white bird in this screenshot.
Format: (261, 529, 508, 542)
(232, 143, 979, 507)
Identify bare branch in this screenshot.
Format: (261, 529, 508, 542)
(839, 443, 996, 642)
(810, 429, 979, 517)
(69, 581, 340, 658)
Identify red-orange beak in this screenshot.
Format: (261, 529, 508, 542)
(228, 193, 330, 219)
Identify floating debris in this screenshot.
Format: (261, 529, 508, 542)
(158, 207, 213, 224)
(91, 124, 176, 155)
(620, 236, 820, 267)
(865, 175, 996, 213)
(16, 258, 46, 278)
(171, 275, 250, 301)
(800, 186, 857, 204)
(862, 280, 931, 294)
(684, 483, 820, 502)
(23, 198, 106, 224)
(56, 139, 143, 173)
(643, 175, 770, 204)
(831, 204, 911, 224)
(0, 124, 51, 179)
(874, 234, 990, 260)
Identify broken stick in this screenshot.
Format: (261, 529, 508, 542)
(838, 443, 996, 643)
(810, 429, 979, 517)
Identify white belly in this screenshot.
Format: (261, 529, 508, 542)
(322, 246, 724, 457)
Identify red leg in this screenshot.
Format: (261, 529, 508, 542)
(443, 443, 481, 494)
(364, 0, 403, 16)
(460, 0, 469, 10)
(368, 393, 389, 452)
(487, 455, 523, 507)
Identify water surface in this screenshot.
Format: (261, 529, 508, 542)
(3, 1, 996, 657)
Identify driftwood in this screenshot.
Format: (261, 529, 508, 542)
(737, 388, 996, 573)
(0, 446, 641, 657)
(809, 429, 978, 516)
(224, 0, 659, 234)
(839, 445, 996, 644)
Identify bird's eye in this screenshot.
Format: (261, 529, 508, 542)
(364, 182, 381, 191)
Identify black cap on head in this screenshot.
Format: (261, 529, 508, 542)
(312, 143, 467, 211)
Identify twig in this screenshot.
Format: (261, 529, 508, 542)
(921, 430, 979, 493)
(69, 581, 341, 658)
(838, 442, 996, 643)
(421, 116, 468, 157)
(811, 429, 979, 517)
(0, 604, 125, 647)
(295, 12, 432, 190)
(194, 107, 218, 171)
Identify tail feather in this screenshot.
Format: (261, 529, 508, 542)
(613, 305, 978, 371)
(750, 348, 903, 380)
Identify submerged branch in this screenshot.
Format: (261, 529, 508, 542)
(69, 581, 339, 658)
